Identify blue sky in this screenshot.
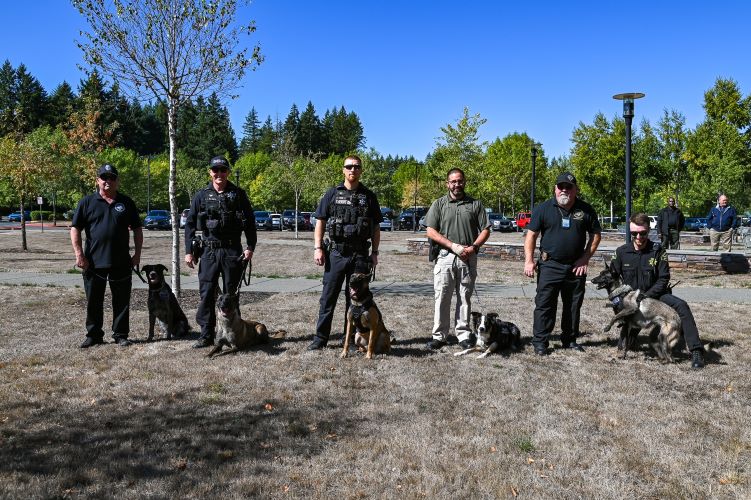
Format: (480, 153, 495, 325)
(2, 1, 750, 161)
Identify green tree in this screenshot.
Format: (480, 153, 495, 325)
(0, 61, 15, 137)
(297, 101, 323, 155)
(74, 0, 263, 294)
(47, 82, 76, 129)
(14, 64, 48, 134)
(239, 107, 261, 155)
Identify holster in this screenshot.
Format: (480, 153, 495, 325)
(428, 238, 440, 262)
(191, 238, 204, 263)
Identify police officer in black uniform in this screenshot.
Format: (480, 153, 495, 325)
(524, 172, 602, 355)
(71, 164, 143, 348)
(308, 155, 383, 350)
(184, 156, 256, 348)
(656, 197, 685, 249)
(610, 213, 705, 369)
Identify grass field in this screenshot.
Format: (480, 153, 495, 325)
(0, 229, 749, 498)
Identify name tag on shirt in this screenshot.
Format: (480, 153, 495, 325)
(561, 217, 570, 229)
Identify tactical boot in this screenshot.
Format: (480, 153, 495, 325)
(193, 338, 213, 348)
(80, 337, 104, 348)
(114, 338, 132, 347)
(691, 349, 705, 369)
(426, 339, 447, 350)
(307, 336, 328, 350)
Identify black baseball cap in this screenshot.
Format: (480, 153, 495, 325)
(555, 172, 577, 186)
(97, 164, 119, 178)
(210, 156, 230, 170)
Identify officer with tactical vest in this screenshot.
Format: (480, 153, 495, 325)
(184, 156, 256, 348)
(308, 155, 383, 350)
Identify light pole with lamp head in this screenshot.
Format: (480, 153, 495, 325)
(613, 92, 645, 242)
(530, 142, 541, 211)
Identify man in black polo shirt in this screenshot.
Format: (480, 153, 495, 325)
(184, 156, 256, 348)
(71, 164, 143, 348)
(308, 155, 382, 350)
(524, 172, 601, 355)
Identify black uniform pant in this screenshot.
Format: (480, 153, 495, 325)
(532, 259, 586, 349)
(314, 249, 371, 340)
(659, 294, 703, 351)
(197, 246, 244, 340)
(82, 266, 132, 340)
(660, 229, 680, 249)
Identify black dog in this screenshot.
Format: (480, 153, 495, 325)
(142, 264, 190, 341)
(455, 312, 522, 358)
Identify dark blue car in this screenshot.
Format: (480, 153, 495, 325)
(143, 210, 172, 230)
(684, 217, 707, 231)
(8, 211, 31, 222)
(254, 210, 272, 230)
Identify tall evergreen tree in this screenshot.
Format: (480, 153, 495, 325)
(14, 64, 48, 134)
(0, 60, 17, 137)
(47, 82, 76, 129)
(297, 100, 322, 154)
(239, 107, 261, 155)
(283, 104, 300, 145)
(257, 116, 275, 154)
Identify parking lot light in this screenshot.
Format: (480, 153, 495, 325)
(613, 92, 645, 242)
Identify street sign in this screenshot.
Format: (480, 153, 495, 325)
(37, 196, 43, 205)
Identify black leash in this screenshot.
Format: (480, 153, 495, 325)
(78, 265, 146, 283)
(234, 257, 252, 295)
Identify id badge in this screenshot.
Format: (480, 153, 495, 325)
(561, 217, 570, 229)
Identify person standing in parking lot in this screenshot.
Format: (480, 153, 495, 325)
(425, 168, 490, 351)
(71, 164, 143, 348)
(657, 197, 685, 249)
(184, 156, 256, 348)
(706, 194, 738, 252)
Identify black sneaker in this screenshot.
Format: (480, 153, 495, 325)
(446, 335, 459, 345)
(80, 337, 104, 348)
(458, 339, 475, 350)
(561, 341, 585, 352)
(307, 337, 328, 350)
(193, 338, 213, 348)
(114, 338, 132, 347)
(691, 349, 705, 369)
(426, 339, 447, 350)
(534, 347, 548, 356)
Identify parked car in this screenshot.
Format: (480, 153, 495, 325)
(143, 210, 171, 230)
(7, 210, 31, 222)
(379, 218, 392, 231)
(380, 207, 395, 220)
(396, 207, 427, 230)
(300, 212, 313, 230)
(684, 217, 708, 231)
(254, 210, 272, 230)
(179, 209, 190, 228)
(515, 211, 532, 231)
(600, 216, 622, 229)
(270, 213, 282, 230)
(418, 215, 427, 230)
(282, 209, 307, 230)
(489, 213, 514, 232)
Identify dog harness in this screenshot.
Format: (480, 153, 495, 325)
(349, 293, 379, 333)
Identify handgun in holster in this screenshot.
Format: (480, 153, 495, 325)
(191, 238, 204, 263)
(428, 238, 440, 262)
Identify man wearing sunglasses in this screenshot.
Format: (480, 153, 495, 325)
(524, 172, 601, 355)
(184, 156, 256, 348)
(609, 213, 705, 369)
(308, 155, 382, 350)
(71, 164, 143, 348)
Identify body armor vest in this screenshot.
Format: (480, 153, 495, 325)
(197, 188, 245, 239)
(326, 189, 372, 243)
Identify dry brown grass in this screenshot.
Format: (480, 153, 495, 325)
(0, 229, 749, 498)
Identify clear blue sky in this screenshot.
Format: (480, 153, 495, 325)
(2, 1, 750, 161)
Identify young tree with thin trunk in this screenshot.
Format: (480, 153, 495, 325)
(72, 0, 263, 294)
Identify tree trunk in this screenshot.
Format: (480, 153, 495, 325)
(20, 198, 27, 251)
(168, 101, 181, 296)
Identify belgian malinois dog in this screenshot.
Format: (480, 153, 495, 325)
(591, 265, 682, 363)
(341, 273, 391, 359)
(208, 293, 286, 358)
(143, 264, 190, 341)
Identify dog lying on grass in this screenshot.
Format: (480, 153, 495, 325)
(591, 265, 682, 363)
(142, 264, 190, 341)
(455, 312, 522, 358)
(208, 293, 286, 358)
(341, 273, 391, 359)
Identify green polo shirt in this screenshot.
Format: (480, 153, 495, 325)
(425, 194, 490, 246)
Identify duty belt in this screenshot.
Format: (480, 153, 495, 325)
(332, 241, 369, 255)
(203, 239, 235, 249)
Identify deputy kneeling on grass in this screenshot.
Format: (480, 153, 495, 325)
(424, 168, 490, 351)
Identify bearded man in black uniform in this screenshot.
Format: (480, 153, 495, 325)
(184, 156, 256, 348)
(308, 155, 382, 350)
(524, 172, 601, 355)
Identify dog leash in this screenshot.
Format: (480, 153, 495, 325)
(234, 257, 252, 295)
(76, 265, 147, 283)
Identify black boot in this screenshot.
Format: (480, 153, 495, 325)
(691, 349, 705, 369)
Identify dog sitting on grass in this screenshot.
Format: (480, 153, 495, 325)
(455, 312, 522, 358)
(208, 293, 286, 358)
(341, 272, 391, 359)
(142, 264, 190, 341)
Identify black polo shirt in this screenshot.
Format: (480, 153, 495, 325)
(314, 183, 383, 223)
(71, 191, 141, 268)
(528, 197, 601, 264)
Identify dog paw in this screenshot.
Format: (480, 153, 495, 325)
(340, 351, 348, 359)
(477, 353, 489, 359)
(365, 353, 373, 360)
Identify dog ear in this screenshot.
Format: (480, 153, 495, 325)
(157, 264, 168, 274)
(487, 312, 499, 320)
(471, 311, 481, 319)
(141, 264, 152, 273)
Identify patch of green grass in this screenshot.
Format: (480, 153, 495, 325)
(67, 268, 81, 274)
(45, 283, 57, 287)
(305, 274, 323, 280)
(513, 435, 535, 453)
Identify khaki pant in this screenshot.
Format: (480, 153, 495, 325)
(432, 251, 477, 342)
(710, 229, 733, 252)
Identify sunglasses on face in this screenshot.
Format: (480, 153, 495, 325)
(211, 167, 229, 173)
(343, 164, 362, 170)
(630, 230, 649, 237)
(556, 183, 573, 190)
(100, 175, 117, 182)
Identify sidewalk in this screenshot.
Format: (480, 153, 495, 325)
(1, 271, 749, 303)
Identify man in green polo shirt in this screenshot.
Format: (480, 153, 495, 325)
(425, 168, 491, 350)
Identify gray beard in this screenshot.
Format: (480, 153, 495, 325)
(557, 193, 571, 206)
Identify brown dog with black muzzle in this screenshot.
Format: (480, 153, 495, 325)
(208, 293, 286, 358)
(340, 273, 390, 359)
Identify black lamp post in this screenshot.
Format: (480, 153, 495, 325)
(146, 156, 151, 214)
(613, 92, 645, 242)
(235, 169, 240, 186)
(413, 162, 419, 232)
(530, 142, 541, 211)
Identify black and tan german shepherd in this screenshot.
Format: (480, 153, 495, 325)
(591, 265, 682, 363)
(208, 293, 286, 358)
(341, 273, 391, 359)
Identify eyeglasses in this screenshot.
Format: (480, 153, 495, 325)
(556, 183, 574, 190)
(448, 180, 465, 185)
(343, 164, 362, 170)
(630, 230, 649, 237)
(211, 167, 229, 173)
(100, 175, 117, 182)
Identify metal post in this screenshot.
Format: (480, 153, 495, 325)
(530, 144, 538, 210)
(413, 163, 419, 232)
(235, 170, 240, 186)
(147, 156, 151, 214)
(613, 93, 645, 243)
